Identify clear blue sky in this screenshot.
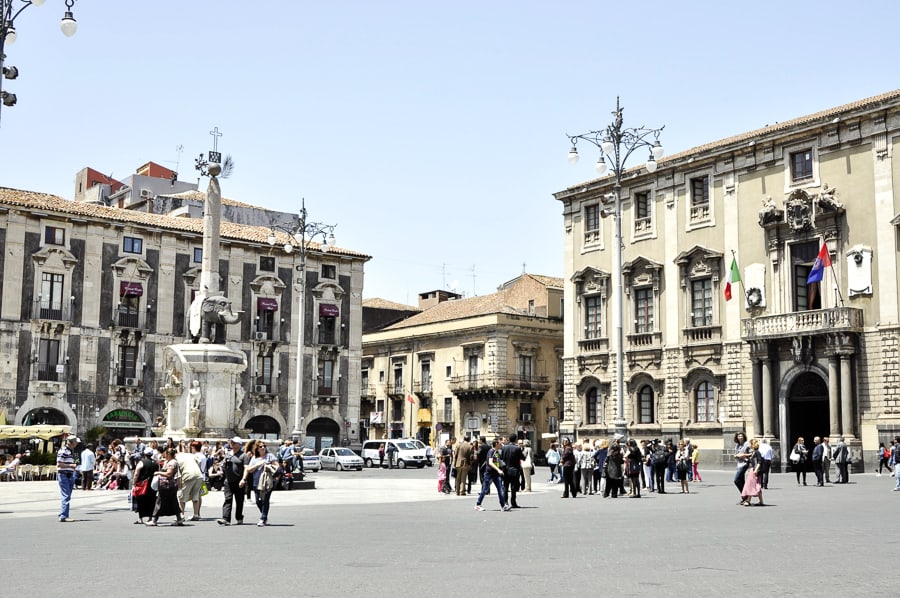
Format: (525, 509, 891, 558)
(1, 1, 896, 304)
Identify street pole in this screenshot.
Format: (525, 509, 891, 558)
(268, 199, 336, 445)
(567, 98, 664, 440)
(293, 246, 306, 440)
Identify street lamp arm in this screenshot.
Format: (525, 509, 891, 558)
(567, 124, 664, 175)
(267, 221, 337, 254)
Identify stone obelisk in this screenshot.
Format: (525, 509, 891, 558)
(162, 144, 247, 439)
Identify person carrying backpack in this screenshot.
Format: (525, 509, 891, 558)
(651, 439, 667, 494)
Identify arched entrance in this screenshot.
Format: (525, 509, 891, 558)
(22, 407, 68, 426)
(306, 417, 340, 453)
(246, 415, 281, 440)
(101, 408, 147, 438)
(787, 372, 829, 448)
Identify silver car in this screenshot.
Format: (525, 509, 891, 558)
(318, 447, 364, 471)
(302, 448, 321, 472)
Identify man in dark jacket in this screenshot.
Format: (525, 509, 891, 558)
(218, 437, 246, 526)
(500, 434, 525, 508)
(651, 440, 667, 494)
(812, 436, 825, 487)
(477, 436, 491, 495)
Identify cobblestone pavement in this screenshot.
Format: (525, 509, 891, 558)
(1, 468, 897, 596)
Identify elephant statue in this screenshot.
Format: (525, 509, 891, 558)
(192, 295, 241, 343)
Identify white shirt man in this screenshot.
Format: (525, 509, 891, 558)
(757, 439, 774, 489)
(78, 445, 96, 490)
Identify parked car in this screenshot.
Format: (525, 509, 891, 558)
(318, 447, 364, 471)
(302, 448, 321, 472)
(360, 439, 427, 468)
(410, 439, 435, 466)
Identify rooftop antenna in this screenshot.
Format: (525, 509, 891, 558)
(173, 144, 183, 180)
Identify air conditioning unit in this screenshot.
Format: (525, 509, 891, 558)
(254, 331, 268, 341)
(124, 378, 138, 387)
(139, 189, 153, 199)
(521, 413, 533, 423)
(255, 385, 268, 393)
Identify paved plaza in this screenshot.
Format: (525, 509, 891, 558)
(1, 466, 897, 596)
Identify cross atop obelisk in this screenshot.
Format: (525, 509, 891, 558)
(208, 126, 223, 164)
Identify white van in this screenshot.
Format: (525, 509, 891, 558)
(360, 439, 427, 469)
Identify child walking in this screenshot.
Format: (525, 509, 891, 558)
(437, 460, 447, 493)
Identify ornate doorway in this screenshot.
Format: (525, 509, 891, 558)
(787, 371, 829, 449)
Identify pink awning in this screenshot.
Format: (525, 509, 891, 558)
(319, 303, 339, 317)
(257, 297, 278, 311)
(120, 281, 143, 296)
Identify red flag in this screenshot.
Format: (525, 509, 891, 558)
(406, 393, 415, 404)
(806, 242, 831, 284)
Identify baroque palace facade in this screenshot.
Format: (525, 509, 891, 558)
(555, 89, 900, 470)
(0, 174, 368, 449)
(361, 275, 564, 449)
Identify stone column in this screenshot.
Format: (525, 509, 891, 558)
(828, 356, 841, 437)
(840, 352, 855, 439)
(749, 341, 767, 438)
(761, 356, 774, 437)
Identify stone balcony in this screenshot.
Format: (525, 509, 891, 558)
(448, 373, 551, 397)
(742, 307, 864, 340)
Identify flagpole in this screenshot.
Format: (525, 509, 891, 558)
(828, 255, 844, 307)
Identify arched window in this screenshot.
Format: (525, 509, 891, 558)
(695, 381, 715, 422)
(638, 385, 654, 424)
(586, 388, 600, 424)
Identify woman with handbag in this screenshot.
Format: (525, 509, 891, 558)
(740, 439, 764, 506)
(603, 442, 623, 498)
(625, 439, 643, 498)
(132, 447, 158, 524)
(791, 437, 809, 486)
(147, 448, 184, 526)
(675, 440, 691, 494)
(241, 441, 279, 527)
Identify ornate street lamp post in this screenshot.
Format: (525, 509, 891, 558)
(268, 199, 336, 442)
(567, 97, 664, 440)
(1, 0, 79, 125)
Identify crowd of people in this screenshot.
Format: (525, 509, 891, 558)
(439, 430, 900, 511)
(56, 435, 300, 527)
(433, 433, 710, 511)
(542, 435, 703, 499)
(50, 431, 900, 522)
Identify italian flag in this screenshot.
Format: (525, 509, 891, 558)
(724, 256, 741, 301)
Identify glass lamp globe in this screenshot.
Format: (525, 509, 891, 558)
(60, 12, 77, 38)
